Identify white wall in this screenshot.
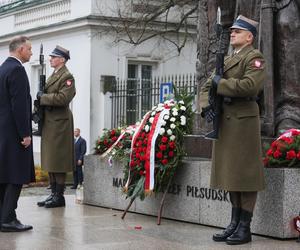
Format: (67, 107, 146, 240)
(0, 0, 197, 159)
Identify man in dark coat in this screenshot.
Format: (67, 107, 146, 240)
(71, 128, 87, 189)
(0, 36, 35, 232)
(36, 45, 76, 208)
(200, 15, 266, 245)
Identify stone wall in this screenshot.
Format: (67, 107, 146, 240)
(83, 155, 300, 239)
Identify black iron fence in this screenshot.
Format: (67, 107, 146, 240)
(111, 73, 197, 128)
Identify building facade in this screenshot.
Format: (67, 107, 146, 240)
(0, 0, 197, 162)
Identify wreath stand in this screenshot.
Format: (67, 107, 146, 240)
(121, 177, 173, 225)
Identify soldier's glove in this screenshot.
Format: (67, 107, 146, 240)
(201, 105, 215, 123)
(212, 75, 221, 88)
(36, 91, 43, 100)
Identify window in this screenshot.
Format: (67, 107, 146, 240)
(126, 63, 153, 124)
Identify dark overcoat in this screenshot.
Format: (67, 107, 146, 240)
(200, 45, 266, 191)
(75, 136, 87, 167)
(0, 57, 35, 184)
(40, 65, 76, 173)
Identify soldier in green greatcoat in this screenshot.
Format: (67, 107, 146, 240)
(37, 45, 76, 208)
(200, 15, 266, 245)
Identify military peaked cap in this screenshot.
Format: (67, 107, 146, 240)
(49, 45, 70, 60)
(230, 15, 258, 37)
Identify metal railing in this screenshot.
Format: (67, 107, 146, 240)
(110, 73, 196, 128)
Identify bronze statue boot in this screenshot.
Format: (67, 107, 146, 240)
(37, 182, 56, 207)
(226, 209, 252, 245)
(44, 184, 65, 208)
(212, 207, 241, 242)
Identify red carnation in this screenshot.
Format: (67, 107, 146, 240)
(168, 151, 174, 157)
(281, 136, 293, 144)
(161, 136, 168, 143)
(286, 150, 296, 160)
(112, 136, 117, 142)
(111, 130, 116, 136)
(159, 144, 167, 151)
(273, 150, 282, 159)
(156, 152, 163, 159)
(266, 149, 273, 156)
(169, 141, 176, 149)
(297, 151, 300, 160)
(130, 161, 136, 168)
(161, 159, 168, 165)
(139, 170, 145, 176)
(103, 139, 108, 145)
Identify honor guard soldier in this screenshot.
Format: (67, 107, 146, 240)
(37, 45, 76, 208)
(200, 15, 266, 245)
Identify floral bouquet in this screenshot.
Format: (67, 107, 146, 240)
(94, 88, 194, 201)
(94, 127, 134, 163)
(263, 129, 300, 168)
(123, 90, 194, 200)
(94, 128, 123, 155)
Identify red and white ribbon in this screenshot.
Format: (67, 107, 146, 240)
(144, 108, 170, 192)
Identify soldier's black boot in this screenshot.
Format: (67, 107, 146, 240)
(37, 182, 56, 207)
(212, 207, 241, 242)
(226, 209, 252, 245)
(44, 184, 65, 208)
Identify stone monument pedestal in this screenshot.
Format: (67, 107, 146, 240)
(83, 155, 300, 239)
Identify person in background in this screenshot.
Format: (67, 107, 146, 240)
(200, 15, 266, 245)
(0, 36, 35, 232)
(36, 45, 76, 208)
(71, 128, 87, 189)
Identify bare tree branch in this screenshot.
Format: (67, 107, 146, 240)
(96, 0, 198, 53)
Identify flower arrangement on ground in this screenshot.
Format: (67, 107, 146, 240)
(263, 128, 300, 168)
(94, 88, 194, 200)
(94, 127, 134, 164)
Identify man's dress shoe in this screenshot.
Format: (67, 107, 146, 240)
(1, 219, 33, 232)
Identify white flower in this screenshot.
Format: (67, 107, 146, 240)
(180, 118, 186, 126)
(149, 117, 154, 123)
(135, 121, 141, 126)
(170, 135, 176, 141)
(170, 123, 176, 129)
(158, 103, 164, 108)
(180, 106, 186, 111)
(156, 107, 164, 112)
(160, 128, 165, 135)
(172, 111, 178, 116)
(167, 129, 173, 135)
(170, 117, 176, 122)
(144, 125, 150, 132)
(163, 115, 170, 120)
(172, 107, 178, 112)
(161, 120, 166, 126)
(151, 111, 156, 116)
(178, 100, 184, 104)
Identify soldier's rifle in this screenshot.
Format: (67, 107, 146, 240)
(32, 44, 46, 136)
(202, 7, 227, 140)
